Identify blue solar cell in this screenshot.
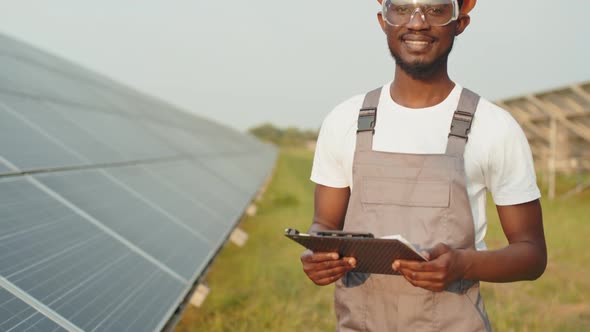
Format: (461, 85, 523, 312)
(49, 103, 180, 161)
(198, 156, 262, 193)
(0, 177, 187, 332)
(106, 165, 228, 242)
(0, 287, 67, 332)
(144, 122, 217, 155)
(35, 169, 213, 280)
(0, 93, 123, 165)
(0, 101, 85, 172)
(145, 160, 249, 221)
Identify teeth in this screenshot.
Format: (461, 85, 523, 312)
(405, 40, 429, 45)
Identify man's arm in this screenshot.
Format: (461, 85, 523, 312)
(300, 184, 357, 285)
(309, 184, 350, 232)
(393, 199, 547, 292)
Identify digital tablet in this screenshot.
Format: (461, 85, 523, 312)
(285, 228, 427, 275)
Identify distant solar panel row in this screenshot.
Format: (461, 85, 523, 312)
(0, 33, 276, 331)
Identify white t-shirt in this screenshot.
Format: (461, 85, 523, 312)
(310, 82, 541, 250)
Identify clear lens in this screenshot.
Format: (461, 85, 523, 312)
(382, 0, 459, 27)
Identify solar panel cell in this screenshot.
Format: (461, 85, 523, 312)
(146, 160, 249, 221)
(0, 177, 188, 332)
(36, 170, 213, 280)
(0, 100, 85, 172)
(0, 287, 67, 332)
(0, 93, 123, 165)
(106, 165, 227, 242)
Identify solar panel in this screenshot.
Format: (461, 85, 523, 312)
(0, 286, 67, 332)
(0, 94, 123, 165)
(0, 100, 85, 172)
(0, 33, 277, 331)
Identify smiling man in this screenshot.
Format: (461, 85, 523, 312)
(299, 0, 547, 331)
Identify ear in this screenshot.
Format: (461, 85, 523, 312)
(377, 11, 387, 33)
(455, 14, 471, 36)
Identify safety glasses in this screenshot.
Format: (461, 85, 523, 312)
(382, 0, 460, 27)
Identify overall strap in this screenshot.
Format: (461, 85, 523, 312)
(356, 88, 381, 152)
(445, 88, 480, 157)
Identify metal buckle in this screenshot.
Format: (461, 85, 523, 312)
(357, 107, 377, 133)
(448, 110, 473, 140)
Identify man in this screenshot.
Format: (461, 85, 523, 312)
(300, 0, 547, 331)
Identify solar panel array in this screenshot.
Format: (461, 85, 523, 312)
(0, 33, 277, 331)
(496, 81, 590, 198)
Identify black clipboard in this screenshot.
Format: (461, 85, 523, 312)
(285, 228, 427, 275)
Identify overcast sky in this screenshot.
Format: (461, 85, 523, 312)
(0, 0, 588, 131)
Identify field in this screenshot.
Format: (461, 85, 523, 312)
(175, 148, 590, 332)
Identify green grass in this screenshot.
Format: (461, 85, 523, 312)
(175, 148, 590, 332)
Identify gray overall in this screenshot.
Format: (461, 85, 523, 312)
(334, 88, 491, 332)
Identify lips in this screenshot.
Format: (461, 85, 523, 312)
(401, 34, 435, 52)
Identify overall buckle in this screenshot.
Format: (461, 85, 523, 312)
(448, 110, 473, 140)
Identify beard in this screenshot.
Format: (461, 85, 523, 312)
(389, 38, 455, 80)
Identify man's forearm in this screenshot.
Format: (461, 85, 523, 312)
(461, 242, 547, 282)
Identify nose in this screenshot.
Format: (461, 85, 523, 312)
(406, 8, 430, 30)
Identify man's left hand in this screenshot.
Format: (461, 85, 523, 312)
(392, 243, 470, 292)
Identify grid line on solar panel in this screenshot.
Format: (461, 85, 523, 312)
(44, 103, 180, 161)
(0, 287, 68, 332)
(1, 94, 183, 166)
(34, 169, 215, 280)
(0, 50, 141, 110)
(0, 101, 86, 172)
(145, 160, 248, 221)
(0, 52, 247, 137)
(1, 95, 124, 164)
(26, 176, 190, 284)
(0, 279, 82, 332)
(100, 170, 213, 244)
(0, 177, 189, 331)
(103, 163, 245, 283)
(0, 91, 274, 178)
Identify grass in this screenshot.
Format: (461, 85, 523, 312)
(175, 148, 590, 332)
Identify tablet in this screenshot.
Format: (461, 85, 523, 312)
(285, 228, 427, 275)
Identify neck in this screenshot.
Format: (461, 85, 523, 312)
(390, 64, 455, 109)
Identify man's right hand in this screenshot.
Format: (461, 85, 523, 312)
(300, 250, 357, 286)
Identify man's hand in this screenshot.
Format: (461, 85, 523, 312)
(392, 243, 469, 292)
(301, 250, 357, 286)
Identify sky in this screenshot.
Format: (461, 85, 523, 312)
(0, 0, 588, 131)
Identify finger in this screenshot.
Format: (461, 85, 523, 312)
(402, 270, 443, 283)
(343, 256, 357, 268)
(302, 251, 339, 263)
(403, 278, 445, 292)
(313, 264, 355, 280)
(310, 265, 354, 285)
(314, 271, 349, 285)
(393, 259, 431, 272)
(314, 276, 340, 285)
(304, 257, 354, 275)
(397, 270, 445, 292)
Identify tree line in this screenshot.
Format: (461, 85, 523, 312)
(248, 123, 318, 147)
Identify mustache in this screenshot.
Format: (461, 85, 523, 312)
(399, 32, 437, 40)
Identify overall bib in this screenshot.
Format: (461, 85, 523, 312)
(334, 88, 491, 332)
